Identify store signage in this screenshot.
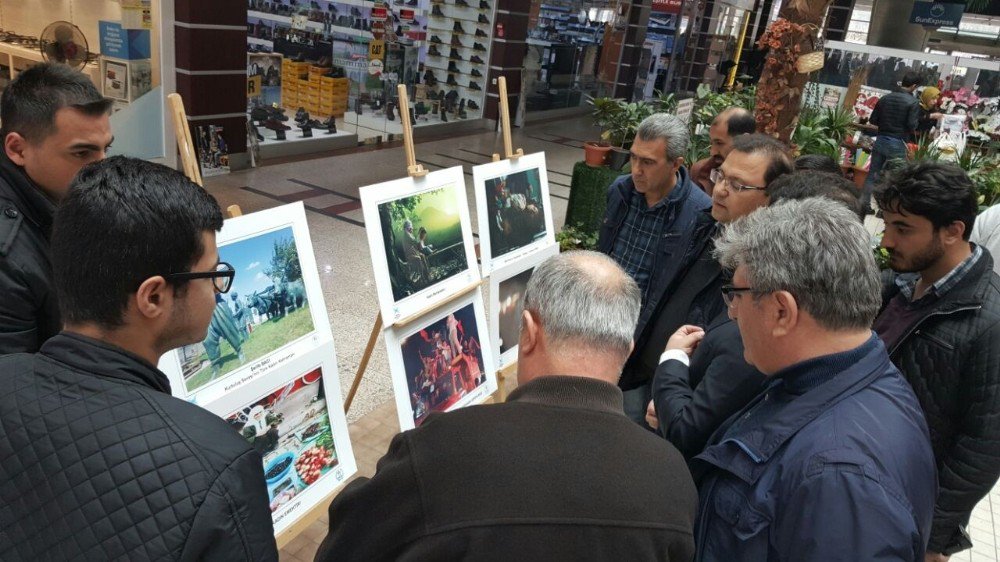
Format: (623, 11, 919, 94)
(675, 97, 694, 123)
(98, 21, 151, 60)
(909, 1, 964, 27)
(371, 5, 388, 21)
(247, 75, 262, 98)
(651, 0, 682, 14)
(369, 40, 385, 61)
(368, 59, 384, 76)
(401, 9, 415, 19)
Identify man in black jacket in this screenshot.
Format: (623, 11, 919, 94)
(316, 251, 698, 561)
(0, 157, 278, 561)
(873, 160, 1000, 560)
(0, 62, 113, 353)
(861, 71, 921, 214)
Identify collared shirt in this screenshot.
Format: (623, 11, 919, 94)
(895, 243, 983, 302)
(611, 176, 681, 305)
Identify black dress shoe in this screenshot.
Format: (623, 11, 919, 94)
(470, 68, 482, 77)
(479, 0, 490, 8)
(449, 48, 463, 60)
(478, 13, 489, 23)
(470, 55, 484, 64)
(264, 118, 291, 131)
(428, 45, 442, 56)
(468, 100, 480, 110)
(250, 107, 269, 122)
(430, 35, 443, 43)
(455, 0, 469, 6)
(447, 74, 458, 86)
(324, 116, 338, 134)
(451, 36, 464, 47)
(473, 42, 486, 51)
(448, 60, 460, 72)
(453, 21, 465, 33)
(468, 81, 481, 90)
(475, 27, 488, 37)
(432, 4, 445, 16)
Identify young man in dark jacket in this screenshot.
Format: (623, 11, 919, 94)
(694, 198, 936, 561)
(0, 62, 113, 353)
(874, 160, 1000, 560)
(316, 251, 698, 561)
(861, 71, 921, 214)
(0, 157, 278, 561)
(597, 113, 712, 424)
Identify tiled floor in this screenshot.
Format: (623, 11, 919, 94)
(204, 115, 1000, 562)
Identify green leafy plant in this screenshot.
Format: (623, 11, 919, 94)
(792, 106, 856, 160)
(556, 223, 599, 252)
(586, 96, 657, 148)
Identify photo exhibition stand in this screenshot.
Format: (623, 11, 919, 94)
(344, 80, 526, 414)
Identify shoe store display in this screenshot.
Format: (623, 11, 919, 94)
(299, 124, 313, 138)
(448, 60, 460, 72)
(458, 99, 467, 119)
(479, 0, 490, 8)
(450, 48, 463, 59)
(424, 69, 438, 84)
(440, 104, 448, 122)
(451, 36, 464, 48)
(428, 45, 442, 56)
(470, 55, 484, 64)
(430, 35, 443, 43)
(453, 21, 465, 33)
(473, 42, 486, 51)
(447, 74, 459, 86)
(468, 99, 480, 110)
(475, 27, 488, 37)
(478, 14, 489, 23)
(250, 107, 269, 122)
(251, 124, 264, 141)
(455, 0, 470, 6)
(468, 81, 482, 90)
(324, 116, 338, 134)
(387, 101, 396, 121)
(432, 4, 445, 16)
(294, 107, 308, 123)
(406, 0, 418, 5)
(470, 68, 482, 77)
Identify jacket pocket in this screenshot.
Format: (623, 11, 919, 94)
(915, 329, 955, 350)
(708, 481, 770, 559)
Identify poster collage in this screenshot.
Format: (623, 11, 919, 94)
(361, 151, 558, 430)
(155, 152, 557, 537)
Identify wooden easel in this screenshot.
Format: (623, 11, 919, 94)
(491, 76, 525, 164)
(344, 83, 515, 413)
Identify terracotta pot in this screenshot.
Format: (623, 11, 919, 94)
(583, 141, 611, 167)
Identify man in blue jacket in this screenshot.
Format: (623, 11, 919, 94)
(693, 197, 936, 561)
(598, 112, 712, 424)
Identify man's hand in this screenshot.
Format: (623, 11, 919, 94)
(665, 325, 705, 356)
(925, 553, 949, 562)
(645, 400, 659, 430)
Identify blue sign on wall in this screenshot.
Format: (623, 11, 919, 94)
(909, 1, 965, 27)
(98, 21, 151, 60)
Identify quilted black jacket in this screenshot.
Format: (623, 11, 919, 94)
(879, 251, 1000, 554)
(0, 333, 279, 561)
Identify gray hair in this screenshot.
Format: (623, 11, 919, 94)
(523, 250, 640, 359)
(635, 113, 688, 161)
(714, 198, 881, 331)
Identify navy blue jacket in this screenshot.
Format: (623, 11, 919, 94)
(692, 336, 936, 562)
(597, 169, 712, 390)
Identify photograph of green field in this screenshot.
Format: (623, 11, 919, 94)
(179, 226, 316, 393)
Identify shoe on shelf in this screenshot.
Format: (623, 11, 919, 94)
(447, 74, 459, 86)
(324, 116, 338, 134)
(449, 48, 463, 60)
(448, 60, 460, 72)
(250, 107, 269, 122)
(468, 81, 481, 90)
(430, 35, 443, 43)
(406, 0, 418, 5)
(479, 0, 490, 8)
(478, 13, 489, 23)
(470, 68, 482, 77)
(451, 36, 464, 47)
(432, 4, 445, 16)
(428, 45, 443, 56)
(264, 118, 291, 131)
(453, 21, 465, 33)
(470, 55, 484, 64)
(455, 0, 470, 6)
(475, 27, 488, 37)
(468, 99, 480, 110)
(473, 42, 486, 51)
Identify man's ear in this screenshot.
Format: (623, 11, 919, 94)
(673, 156, 685, 171)
(770, 290, 799, 337)
(520, 309, 540, 356)
(4, 132, 29, 167)
(134, 276, 172, 321)
(941, 220, 967, 246)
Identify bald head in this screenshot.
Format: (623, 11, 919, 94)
(709, 107, 756, 165)
(518, 251, 640, 383)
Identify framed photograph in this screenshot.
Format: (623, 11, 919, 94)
(103, 59, 129, 102)
(203, 350, 356, 535)
(195, 124, 230, 178)
(488, 244, 559, 369)
(360, 166, 479, 324)
(158, 202, 334, 406)
(383, 291, 497, 431)
(472, 152, 556, 276)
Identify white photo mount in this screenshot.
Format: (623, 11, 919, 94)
(200, 349, 357, 536)
(158, 202, 334, 407)
(488, 243, 559, 369)
(472, 152, 556, 276)
(360, 166, 480, 325)
(383, 290, 497, 431)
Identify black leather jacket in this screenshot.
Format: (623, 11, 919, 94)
(0, 152, 61, 353)
(879, 251, 1000, 554)
(0, 333, 279, 561)
(870, 89, 920, 140)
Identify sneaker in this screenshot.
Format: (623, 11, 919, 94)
(470, 55, 484, 64)
(470, 68, 482, 77)
(468, 81, 481, 90)
(430, 35, 443, 43)
(468, 100, 480, 110)
(473, 42, 486, 51)
(428, 45, 442, 56)
(432, 4, 445, 16)
(479, 0, 490, 8)
(475, 27, 488, 37)
(453, 21, 465, 33)
(478, 13, 489, 23)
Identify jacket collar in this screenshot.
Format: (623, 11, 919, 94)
(616, 166, 695, 206)
(882, 250, 996, 314)
(0, 150, 54, 234)
(693, 335, 892, 485)
(40, 332, 172, 393)
(507, 375, 625, 416)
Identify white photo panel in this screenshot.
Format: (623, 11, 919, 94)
(158, 202, 334, 406)
(360, 166, 480, 324)
(488, 243, 559, 369)
(383, 290, 497, 431)
(200, 349, 357, 536)
(472, 152, 556, 276)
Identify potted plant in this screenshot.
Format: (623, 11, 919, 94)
(584, 96, 617, 167)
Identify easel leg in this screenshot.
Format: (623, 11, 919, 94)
(344, 312, 383, 414)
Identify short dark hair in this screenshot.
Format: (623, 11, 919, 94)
(725, 109, 756, 136)
(874, 160, 978, 240)
(901, 72, 921, 88)
(0, 62, 112, 142)
(51, 156, 224, 328)
(767, 171, 863, 220)
(730, 133, 794, 186)
(795, 154, 842, 175)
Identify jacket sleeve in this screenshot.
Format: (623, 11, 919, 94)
(181, 449, 279, 562)
(0, 255, 42, 353)
(906, 101, 920, 135)
(315, 432, 425, 561)
(773, 467, 924, 561)
(869, 98, 882, 128)
(928, 321, 1000, 553)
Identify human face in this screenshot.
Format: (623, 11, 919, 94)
(880, 207, 945, 273)
(708, 120, 734, 165)
(5, 107, 113, 201)
(711, 151, 770, 223)
(630, 136, 682, 204)
(727, 265, 769, 371)
(161, 231, 222, 349)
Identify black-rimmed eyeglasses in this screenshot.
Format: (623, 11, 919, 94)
(710, 168, 767, 192)
(164, 262, 235, 294)
(720, 284, 754, 307)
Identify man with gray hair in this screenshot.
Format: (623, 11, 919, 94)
(692, 198, 936, 561)
(316, 251, 698, 561)
(598, 113, 712, 425)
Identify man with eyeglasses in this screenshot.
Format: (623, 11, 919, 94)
(691, 198, 935, 561)
(642, 134, 791, 453)
(0, 157, 278, 561)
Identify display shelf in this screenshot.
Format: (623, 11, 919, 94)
(248, 37, 275, 48)
(248, 9, 375, 39)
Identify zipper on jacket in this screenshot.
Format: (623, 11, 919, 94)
(888, 305, 982, 356)
(914, 329, 955, 350)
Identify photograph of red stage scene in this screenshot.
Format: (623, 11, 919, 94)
(401, 302, 486, 426)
